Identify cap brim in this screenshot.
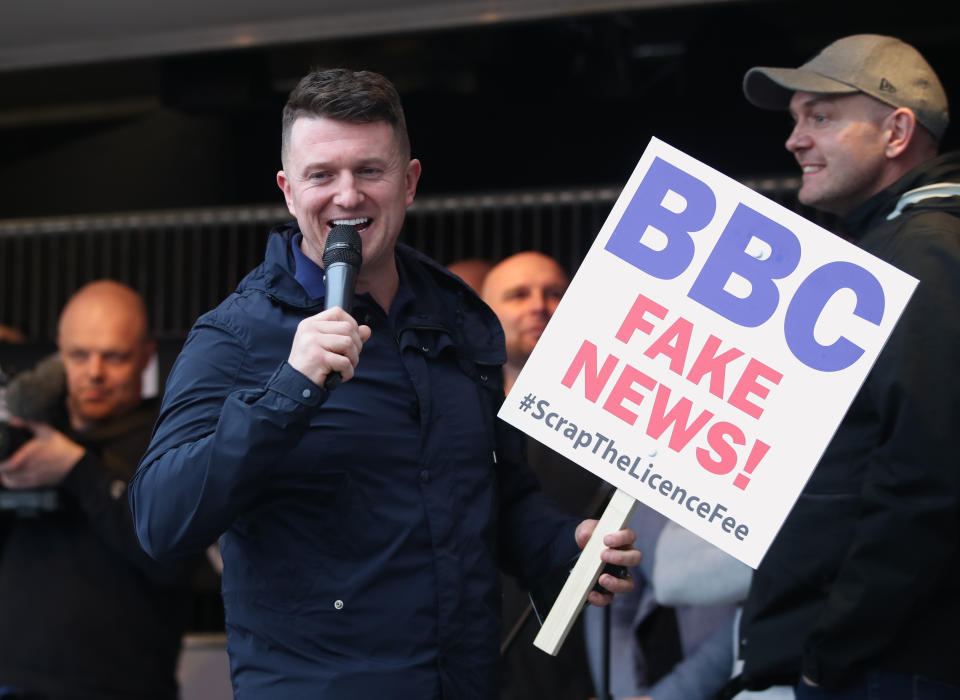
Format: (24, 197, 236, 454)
(743, 67, 858, 110)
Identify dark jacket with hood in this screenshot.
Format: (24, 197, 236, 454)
(130, 225, 579, 700)
(739, 152, 960, 690)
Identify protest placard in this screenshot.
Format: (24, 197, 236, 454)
(499, 136, 917, 571)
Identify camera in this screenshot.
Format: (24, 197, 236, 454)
(0, 366, 33, 460)
(0, 363, 61, 515)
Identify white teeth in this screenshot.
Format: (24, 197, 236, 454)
(802, 166, 823, 173)
(332, 218, 369, 226)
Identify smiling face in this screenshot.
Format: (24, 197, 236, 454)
(785, 91, 897, 215)
(277, 117, 421, 288)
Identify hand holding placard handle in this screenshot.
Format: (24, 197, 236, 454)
(533, 488, 639, 655)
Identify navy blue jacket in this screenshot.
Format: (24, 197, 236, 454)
(130, 225, 579, 699)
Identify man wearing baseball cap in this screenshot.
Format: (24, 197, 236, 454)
(735, 35, 960, 698)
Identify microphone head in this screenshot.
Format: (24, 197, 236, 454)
(322, 224, 362, 270)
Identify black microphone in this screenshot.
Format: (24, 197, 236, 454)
(322, 224, 362, 391)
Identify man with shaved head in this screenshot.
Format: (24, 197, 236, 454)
(482, 251, 604, 700)
(59, 280, 154, 433)
(481, 251, 570, 394)
(0, 280, 194, 700)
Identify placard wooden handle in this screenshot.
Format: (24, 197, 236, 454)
(533, 488, 639, 655)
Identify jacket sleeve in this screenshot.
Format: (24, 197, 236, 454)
(493, 412, 581, 590)
(801, 218, 960, 686)
(129, 314, 327, 560)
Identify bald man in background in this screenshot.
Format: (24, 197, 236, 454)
(481, 250, 605, 513)
(483, 252, 607, 700)
(0, 280, 198, 700)
(482, 251, 570, 394)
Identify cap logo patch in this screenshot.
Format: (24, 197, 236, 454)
(879, 78, 897, 94)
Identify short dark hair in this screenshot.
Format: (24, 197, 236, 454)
(281, 68, 410, 166)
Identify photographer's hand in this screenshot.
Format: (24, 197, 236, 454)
(0, 420, 84, 489)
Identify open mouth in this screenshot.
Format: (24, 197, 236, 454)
(329, 218, 372, 233)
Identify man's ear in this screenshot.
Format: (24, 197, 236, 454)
(404, 159, 422, 208)
(885, 108, 917, 159)
(277, 171, 296, 218)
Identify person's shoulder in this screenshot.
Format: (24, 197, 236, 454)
(397, 244, 491, 313)
(397, 244, 506, 360)
(397, 244, 468, 288)
(191, 287, 266, 337)
(194, 255, 306, 338)
(173, 287, 276, 376)
(888, 155, 960, 234)
(856, 185, 960, 273)
(885, 206, 960, 264)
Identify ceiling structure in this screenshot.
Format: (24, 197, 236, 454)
(0, 0, 729, 72)
(0, 0, 957, 219)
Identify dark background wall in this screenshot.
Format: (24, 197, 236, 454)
(1, 0, 958, 220)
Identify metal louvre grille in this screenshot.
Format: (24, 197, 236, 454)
(0, 177, 805, 342)
(1, 206, 292, 342)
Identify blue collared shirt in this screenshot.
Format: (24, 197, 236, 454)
(291, 232, 414, 326)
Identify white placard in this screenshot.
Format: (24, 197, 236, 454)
(499, 137, 917, 568)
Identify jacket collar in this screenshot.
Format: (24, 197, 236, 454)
(393, 243, 505, 366)
(239, 223, 506, 366)
(842, 151, 960, 236)
(234, 222, 322, 311)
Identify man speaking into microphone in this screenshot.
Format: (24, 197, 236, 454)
(129, 68, 640, 699)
